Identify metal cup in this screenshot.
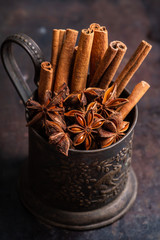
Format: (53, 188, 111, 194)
(1, 34, 138, 230)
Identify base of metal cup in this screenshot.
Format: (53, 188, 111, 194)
(19, 163, 137, 230)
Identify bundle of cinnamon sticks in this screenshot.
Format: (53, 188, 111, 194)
(38, 23, 151, 101)
(26, 23, 152, 155)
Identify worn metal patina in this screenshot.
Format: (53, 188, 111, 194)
(1, 33, 138, 230)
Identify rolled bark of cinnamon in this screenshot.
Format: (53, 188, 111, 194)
(68, 46, 78, 89)
(89, 26, 108, 81)
(71, 46, 78, 71)
(71, 29, 94, 93)
(89, 23, 101, 30)
(54, 29, 78, 92)
(115, 40, 152, 97)
(99, 41, 127, 89)
(58, 29, 66, 57)
(89, 41, 126, 87)
(51, 29, 60, 88)
(119, 81, 150, 120)
(38, 61, 53, 104)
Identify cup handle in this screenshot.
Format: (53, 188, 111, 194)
(1, 33, 45, 105)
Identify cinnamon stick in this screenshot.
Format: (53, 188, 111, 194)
(115, 40, 152, 97)
(89, 23, 101, 30)
(58, 29, 66, 57)
(68, 46, 78, 89)
(51, 29, 60, 88)
(99, 41, 127, 89)
(119, 81, 150, 120)
(54, 29, 78, 92)
(71, 29, 94, 93)
(89, 41, 126, 87)
(89, 26, 108, 81)
(38, 61, 53, 104)
(72, 46, 78, 71)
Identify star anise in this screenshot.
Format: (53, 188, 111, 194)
(83, 87, 105, 102)
(63, 87, 104, 110)
(64, 101, 98, 118)
(67, 109, 105, 150)
(45, 120, 71, 156)
(97, 84, 129, 118)
(98, 113, 130, 148)
(64, 91, 87, 109)
(26, 90, 64, 127)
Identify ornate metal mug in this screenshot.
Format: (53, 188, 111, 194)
(1, 33, 138, 230)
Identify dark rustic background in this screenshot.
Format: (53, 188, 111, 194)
(0, 0, 160, 239)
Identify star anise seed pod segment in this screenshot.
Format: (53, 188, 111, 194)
(45, 120, 71, 156)
(46, 114, 66, 133)
(99, 113, 130, 148)
(64, 109, 85, 117)
(86, 101, 98, 112)
(97, 84, 129, 118)
(26, 90, 64, 127)
(67, 109, 105, 150)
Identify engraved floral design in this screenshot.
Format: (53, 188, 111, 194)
(44, 138, 133, 209)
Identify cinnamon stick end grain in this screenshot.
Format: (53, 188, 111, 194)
(89, 23, 101, 30)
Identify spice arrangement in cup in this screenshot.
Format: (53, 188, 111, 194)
(26, 23, 152, 156)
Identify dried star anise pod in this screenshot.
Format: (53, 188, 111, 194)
(64, 101, 98, 118)
(98, 113, 130, 148)
(26, 90, 64, 127)
(67, 109, 105, 150)
(63, 87, 104, 111)
(47, 113, 66, 131)
(83, 87, 105, 102)
(64, 91, 87, 109)
(97, 84, 129, 118)
(45, 120, 71, 156)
